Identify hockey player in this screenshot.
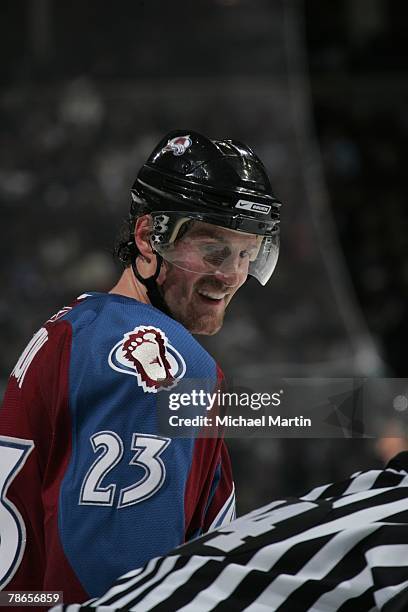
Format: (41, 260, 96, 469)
(0, 131, 281, 603)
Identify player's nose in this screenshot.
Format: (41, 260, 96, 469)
(214, 249, 250, 287)
(214, 263, 242, 287)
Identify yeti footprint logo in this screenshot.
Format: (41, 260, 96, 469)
(123, 329, 173, 390)
(108, 326, 186, 392)
(162, 135, 192, 156)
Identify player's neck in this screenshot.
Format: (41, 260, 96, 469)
(109, 267, 150, 304)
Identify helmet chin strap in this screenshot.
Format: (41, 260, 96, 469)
(131, 253, 173, 317)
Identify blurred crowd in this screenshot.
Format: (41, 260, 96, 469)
(317, 105, 408, 377)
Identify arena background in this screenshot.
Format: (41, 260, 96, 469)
(1, 0, 407, 514)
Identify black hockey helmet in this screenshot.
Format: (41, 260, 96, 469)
(131, 130, 281, 286)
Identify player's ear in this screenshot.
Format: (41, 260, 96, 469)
(134, 215, 154, 262)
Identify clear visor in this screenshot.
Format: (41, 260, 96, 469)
(150, 217, 279, 286)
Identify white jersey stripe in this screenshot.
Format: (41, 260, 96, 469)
(129, 556, 217, 611)
(312, 566, 373, 610)
(95, 557, 159, 604)
(178, 563, 254, 612)
(365, 544, 408, 567)
(301, 524, 381, 575)
(96, 556, 177, 607)
(108, 556, 180, 609)
(208, 484, 236, 530)
(247, 525, 380, 610)
(301, 482, 332, 501)
(342, 470, 384, 496)
(374, 579, 408, 609)
(111, 566, 145, 583)
(250, 497, 408, 573)
(206, 501, 315, 553)
(224, 498, 236, 524)
(333, 486, 404, 509)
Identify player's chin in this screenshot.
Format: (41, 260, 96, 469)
(180, 305, 222, 335)
(180, 296, 228, 334)
(194, 312, 225, 335)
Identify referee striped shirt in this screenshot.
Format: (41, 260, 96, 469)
(51, 451, 408, 611)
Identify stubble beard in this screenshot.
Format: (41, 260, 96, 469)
(162, 273, 228, 335)
(182, 301, 225, 335)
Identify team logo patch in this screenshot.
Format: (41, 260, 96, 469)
(162, 135, 192, 156)
(108, 326, 186, 393)
(235, 200, 271, 215)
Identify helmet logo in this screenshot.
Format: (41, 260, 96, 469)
(162, 135, 192, 156)
(153, 214, 169, 234)
(151, 214, 170, 245)
(235, 200, 271, 215)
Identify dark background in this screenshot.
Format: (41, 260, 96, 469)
(1, 0, 407, 513)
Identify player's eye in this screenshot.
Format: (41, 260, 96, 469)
(200, 244, 230, 266)
(240, 246, 257, 261)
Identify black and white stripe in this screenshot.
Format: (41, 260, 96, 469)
(208, 484, 236, 530)
(51, 452, 408, 611)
